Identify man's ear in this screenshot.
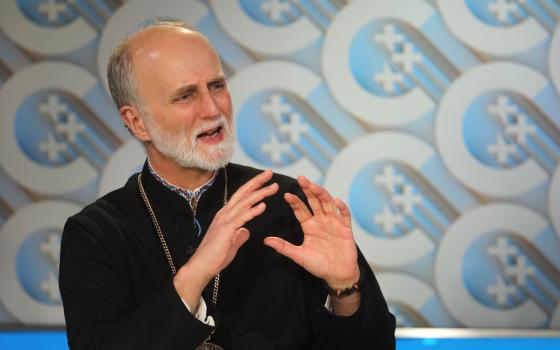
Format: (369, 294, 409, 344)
(120, 105, 151, 142)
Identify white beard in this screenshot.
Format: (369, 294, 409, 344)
(145, 114, 234, 171)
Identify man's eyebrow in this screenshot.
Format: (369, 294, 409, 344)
(170, 75, 227, 101)
(209, 75, 227, 84)
(170, 84, 196, 101)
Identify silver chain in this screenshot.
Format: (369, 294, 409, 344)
(137, 167, 228, 305)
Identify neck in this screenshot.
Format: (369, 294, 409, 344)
(146, 148, 215, 191)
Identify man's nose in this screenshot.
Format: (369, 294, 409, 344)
(199, 90, 221, 118)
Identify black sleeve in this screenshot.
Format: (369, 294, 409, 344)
(284, 180, 396, 349)
(59, 216, 214, 350)
(312, 249, 396, 349)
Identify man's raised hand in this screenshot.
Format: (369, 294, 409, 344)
(186, 170, 278, 282)
(263, 176, 360, 291)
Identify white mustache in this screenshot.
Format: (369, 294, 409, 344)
(194, 115, 228, 136)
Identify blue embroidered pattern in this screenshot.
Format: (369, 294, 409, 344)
(147, 160, 217, 237)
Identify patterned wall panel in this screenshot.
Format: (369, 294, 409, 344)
(0, 0, 559, 329)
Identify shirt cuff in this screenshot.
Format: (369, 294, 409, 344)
(324, 295, 334, 314)
(180, 296, 215, 326)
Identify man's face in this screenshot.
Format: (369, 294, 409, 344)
(132, 27, 234, 170)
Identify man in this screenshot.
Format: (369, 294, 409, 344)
(59, 19, 395, 349)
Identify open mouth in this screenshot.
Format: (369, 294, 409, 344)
(197, 126, 223, 139)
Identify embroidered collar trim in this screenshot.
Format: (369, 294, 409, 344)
(146, 159, 218, 209)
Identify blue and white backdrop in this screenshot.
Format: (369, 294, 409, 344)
(0, 0, 559, 330)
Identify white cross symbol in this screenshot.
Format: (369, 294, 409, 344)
(505, 256, 535, 286)
(487, 134, 517, 165)
(506, 113, 536, 145)
(38, 94, 68, 122)
(487, 236, 518, 264)
(40, 233, 61, 270)
(57, 112, 86, 143)
(261, 134, 291, 163)
(391, 184, 422, 215)
(391, 43, 422, 74)
(488, 0, 519, 23)
(487, 275, 516, 305)
(261, 0, 292, 22)
(487, 95, 517, 124)
(41, 272, 61, 302)
(279, 112, 309, 143)
(374, 165, 404, 192)
(374, 24, 405, 52)
(374, 205, 404, 234)
(38, 0, 68, 23)
(374, 63, 405, 94)
(261, 94, 291, 123)
(39, 133, 68, 161)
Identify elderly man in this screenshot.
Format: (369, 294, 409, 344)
(59, 20, 395, 350)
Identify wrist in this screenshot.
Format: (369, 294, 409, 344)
(330, 290, 361, 316)
(173, 259, 213, 309)
(324, 265, 362, 298)
(186, 252, 217, 283)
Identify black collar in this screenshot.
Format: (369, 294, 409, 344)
(138, 160, 228, 216)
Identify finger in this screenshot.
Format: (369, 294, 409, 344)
(228, 170, 274, 206)
(297, 176, 323, 216)
(232, 227, 250, 251)
(309, 182, 337, 216)
(263, 237, 304, 267)
(284, 193, 313, 223)
(334, 198, 352, 227)
(230, 201, 267, 228)
(235, 182, 278, 210)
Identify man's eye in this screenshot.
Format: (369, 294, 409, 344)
(179, 92, 193, 100)
(210, 81, 226, 90)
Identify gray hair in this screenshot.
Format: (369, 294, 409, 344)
(106, 19, 199, 111)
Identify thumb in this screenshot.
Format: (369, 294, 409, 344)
(232, 227, 250, 251)
(263, 237, 303, 266)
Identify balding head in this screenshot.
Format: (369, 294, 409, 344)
(107, 20, 212, 111)
(108, 19, 233, 171)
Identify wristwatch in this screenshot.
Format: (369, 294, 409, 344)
(323, 266, 363, 297)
